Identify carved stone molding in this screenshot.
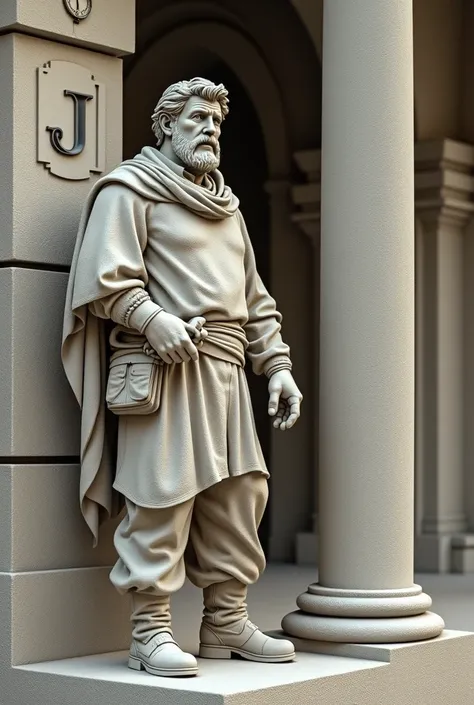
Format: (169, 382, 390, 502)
(293, 141, 474, 238)
(415, 139, 474, 229)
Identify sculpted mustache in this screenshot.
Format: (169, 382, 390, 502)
(192, 137, 219, 150)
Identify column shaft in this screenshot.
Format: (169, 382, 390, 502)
(319, 0, 415, 590)
(282, 0, 444, 643)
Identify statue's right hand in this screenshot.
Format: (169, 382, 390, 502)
(144, 311, 199, 364)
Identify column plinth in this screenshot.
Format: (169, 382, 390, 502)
(283, 583, 444, 642)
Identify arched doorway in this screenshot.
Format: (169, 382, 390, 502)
(123, 55, 272, 551)
(123, 7, 320, 561)
(203, 63, 272, 552)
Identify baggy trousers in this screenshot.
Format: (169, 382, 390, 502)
(110, 472, 269, 639)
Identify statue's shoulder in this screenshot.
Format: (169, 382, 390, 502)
(93, 165, 145, 203)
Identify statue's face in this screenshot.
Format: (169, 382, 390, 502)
(171, 95, 222, 175)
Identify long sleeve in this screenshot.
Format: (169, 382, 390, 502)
(72, 183, 162, 329)
(238, 211, 292, 377)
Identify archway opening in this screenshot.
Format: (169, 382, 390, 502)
(123, 51, 272, 552)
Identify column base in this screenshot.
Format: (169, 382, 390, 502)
(282, 609, 445, 643)
(282, 583, 445, 643)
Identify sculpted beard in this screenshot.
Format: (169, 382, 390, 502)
(171, 125, 221, 174)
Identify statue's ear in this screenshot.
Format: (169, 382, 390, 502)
(159, 113, 174, 137)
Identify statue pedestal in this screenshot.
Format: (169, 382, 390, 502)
(6, 630, 474, 705)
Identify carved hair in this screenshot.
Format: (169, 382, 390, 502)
(151, 77, 229, 146)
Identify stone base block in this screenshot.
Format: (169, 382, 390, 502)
(0, 33, 123, 266)
(0, 567, 130, 666)
(0, 464, 120, 572)
(0, 630, 471, 705)
(0, 268, 80, 456)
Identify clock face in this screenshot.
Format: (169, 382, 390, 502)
(63, 0, 92, 21)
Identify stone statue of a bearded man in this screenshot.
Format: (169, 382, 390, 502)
(62, 77, 302, 678)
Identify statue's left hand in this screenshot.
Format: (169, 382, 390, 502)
(268, 370, 303, 431)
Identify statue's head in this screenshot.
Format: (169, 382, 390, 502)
(151, 77, 229, 175)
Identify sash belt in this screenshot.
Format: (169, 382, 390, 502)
(109, 321, 247, 368)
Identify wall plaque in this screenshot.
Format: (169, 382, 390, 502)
(37, 61, 106, 181)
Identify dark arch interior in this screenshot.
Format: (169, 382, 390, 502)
(205, 62, 271, 554)
(123, 57, 272, 554)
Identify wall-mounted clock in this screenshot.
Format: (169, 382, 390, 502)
(63, 0, 92, 23)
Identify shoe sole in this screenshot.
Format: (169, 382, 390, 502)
(199, 644, 295, 663)
(128, 655, 198, 677)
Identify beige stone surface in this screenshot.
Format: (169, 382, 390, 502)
(0, 465, 120, 572)
(318, 0, 416, 590)
(283, 0, 445, 644)
(0, 268, 80, 456)
(0, 565, 473, 703)
(5, 630, 474, 705)
(0, 567, 129, 666)
(0, 33, 122, 266)
(0, 0, 135, 56)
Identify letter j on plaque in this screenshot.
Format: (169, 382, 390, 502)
(37, 61, 106, 181)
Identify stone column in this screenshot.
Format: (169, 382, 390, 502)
(415, 139, 474, 573)
(282, 0, 444, 642)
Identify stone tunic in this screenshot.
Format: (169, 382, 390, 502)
(81, 150, 291, 507)
(62, 147, 292, 539)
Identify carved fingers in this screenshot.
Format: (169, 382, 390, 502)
(273, 395, 302, 431)
(145, 311, 199, 363)
(268, 370, 303, 431)
(185, 317, 208, 346)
